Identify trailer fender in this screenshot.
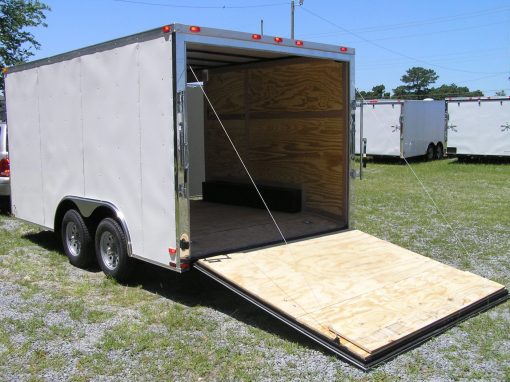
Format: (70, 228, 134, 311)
(55, 196, 133, 257)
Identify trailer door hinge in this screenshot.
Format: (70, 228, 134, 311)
(179, 238, 190, 250)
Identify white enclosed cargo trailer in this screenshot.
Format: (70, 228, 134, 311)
(355, 99, 447, 160)
(446, 97, 510, 157)
(5, 24, 507, 369)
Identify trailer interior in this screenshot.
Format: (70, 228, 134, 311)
(186, 43, 349, 257)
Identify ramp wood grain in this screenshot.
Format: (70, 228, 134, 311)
(197, 230, 505, 360)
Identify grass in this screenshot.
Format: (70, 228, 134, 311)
(0, 158, 508, 381)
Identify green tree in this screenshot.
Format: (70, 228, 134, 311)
(357, 84, 390, 100)
(0, 0, 50, 92)
(392, 85, 409, 99)
(496, 90, 506, 96)
(393, 67, 439, 99)
(428, 84, 483, 99)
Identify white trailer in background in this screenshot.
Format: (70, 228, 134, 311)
(4, 23, 507, 370)
(446, 97, 510, 157)
(355, 99, 447, 160)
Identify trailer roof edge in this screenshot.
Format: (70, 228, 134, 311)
(6, 23, 354, 74)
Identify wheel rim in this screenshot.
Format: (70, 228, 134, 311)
(65, 222, 81, 257)
(100, 231, 119, 271)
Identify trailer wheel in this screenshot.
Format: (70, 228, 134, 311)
(435, 143, 444, 160)
(61, 209, 94, 268)
(426, 144, 435, 161)
(95, 218, 132, 282)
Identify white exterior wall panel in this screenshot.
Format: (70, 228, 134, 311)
(38, 58, 85, 229)
(402, 100, 445, 158)
(5, 69, 45, 225)
(355, 102, 401, 156)
(447, 99, 510, 156)
(5, 35, 176, 267)
(81, 42, 144, 255)
(138, 37, 176, 265)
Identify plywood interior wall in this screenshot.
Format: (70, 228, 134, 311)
(204, 57, 348, 219)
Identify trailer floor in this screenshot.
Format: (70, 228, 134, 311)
(195, 230, 507, 368)
(190, 200, 342, 257)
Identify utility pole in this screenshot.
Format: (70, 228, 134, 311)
(290, 1, 295, 40)
(290, 0, 303, 40)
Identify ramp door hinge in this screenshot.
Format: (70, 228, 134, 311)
(180, 238, 190, 250)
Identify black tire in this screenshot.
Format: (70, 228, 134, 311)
(61, 209, 94, 268)
(95, 218, 133, 282)
(426, 144, 435, 161)
(435, 143, 444, 160)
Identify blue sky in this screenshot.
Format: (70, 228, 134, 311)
(29, 0, 510, 96)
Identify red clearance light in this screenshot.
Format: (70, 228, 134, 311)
(162, 25, 171, 33)
(180, 263, 190, 270)
(189, 26, 201, 33)
(295, 40, 304, 46)
(0, 157, 10, 177)
(340, 47, 348, 52)
(252, 34, 262, 40)
(274, 37, 283, 43)
(168, 248, 177, 255)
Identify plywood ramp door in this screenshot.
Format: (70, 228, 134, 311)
(196, 230, 506, 361)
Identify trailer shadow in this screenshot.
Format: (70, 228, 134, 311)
(361, 156, 428, 165)
(131, 260, 327, 354)
(0, 196, 11, 215)
(448, 156, 510, 164)
(23, 230, 326, 355)
(23, 230, 103, 273)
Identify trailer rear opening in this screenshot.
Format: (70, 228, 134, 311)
(187, 54, 348, 257)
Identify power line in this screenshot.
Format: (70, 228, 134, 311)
(300, 6, 509, 76)
(346, 20, 509, 45)
(113, 0, 288, 9)
(303, 6, 510, 37)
